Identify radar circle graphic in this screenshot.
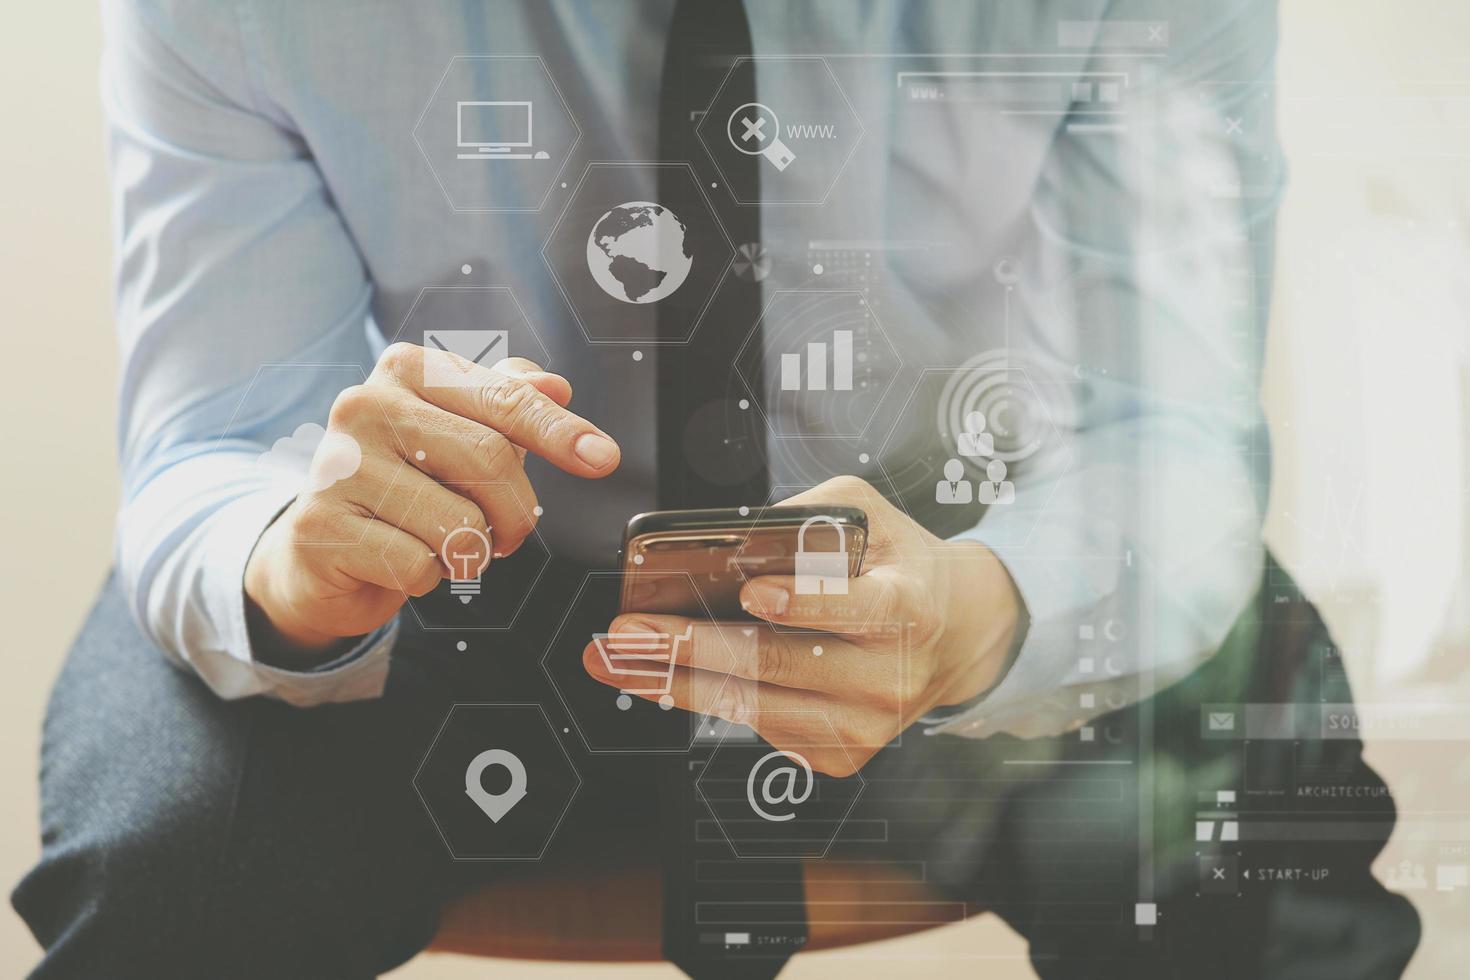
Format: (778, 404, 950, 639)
(937, 351, 1048, 464)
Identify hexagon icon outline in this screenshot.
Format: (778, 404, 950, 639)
(694, 710, 866, 860)
(732, 289, 904, 441)
(216, 363, 406, 547)
(412, 55, 582, 213)
(540, 161, 736, 346)
(873, 360, 1075, 553)
(695, 56, 865, 207)
(391, 285, 554, 373)
(541, 568, 739, 754)
(382, 480, 551, 632)
(412, 702, 582, 862)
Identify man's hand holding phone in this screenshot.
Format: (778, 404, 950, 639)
(584, 477, 1021, 776)
(244, 343, 621, 666)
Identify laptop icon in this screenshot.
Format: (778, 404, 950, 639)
(456, 101, 550, 160)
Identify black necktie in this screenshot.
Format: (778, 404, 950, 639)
(656, 3, 807, 976)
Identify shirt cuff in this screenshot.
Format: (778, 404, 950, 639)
(197, 489, 396, 706)
(922, 517, 1107, 739)
(247, 622, 398, 707)
(921, 611, 1079, 739)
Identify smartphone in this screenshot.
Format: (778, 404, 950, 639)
(618, 505, 868, 617)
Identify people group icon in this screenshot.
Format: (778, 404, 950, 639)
(935, 458, 973, 505)
(958, 411, 994, 458)
(938, 411, 1016, 507)
(978, 458, 1015, 505)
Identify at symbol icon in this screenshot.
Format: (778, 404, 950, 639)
(746, 750, 814, 822)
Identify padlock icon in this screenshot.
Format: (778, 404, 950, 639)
(793, 515, 849, 595)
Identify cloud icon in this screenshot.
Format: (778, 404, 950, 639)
(257, 423, 362, 494)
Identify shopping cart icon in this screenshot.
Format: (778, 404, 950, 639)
(591, 625, 693, 712)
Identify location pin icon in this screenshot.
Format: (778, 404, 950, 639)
(464, 748, 528, 823)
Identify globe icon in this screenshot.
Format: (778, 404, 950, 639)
(585, 202, 693, 304)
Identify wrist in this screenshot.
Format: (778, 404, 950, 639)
(244, 522, 345, 667)
(936, 540, 1022, 706)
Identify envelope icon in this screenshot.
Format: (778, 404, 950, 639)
(422, 330, 507, 388)
(1208, 711, 1236, 732)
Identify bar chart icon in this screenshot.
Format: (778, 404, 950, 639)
(781, 330, 853, 392)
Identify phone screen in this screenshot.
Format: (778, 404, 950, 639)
(618, 505, 867, 617)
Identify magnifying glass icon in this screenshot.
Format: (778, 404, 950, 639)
(727, 101, 796, 172)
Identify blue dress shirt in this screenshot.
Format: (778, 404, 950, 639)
(102, 0, 1282, 732)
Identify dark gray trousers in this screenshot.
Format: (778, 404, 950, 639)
(14, 564, 1419, 978)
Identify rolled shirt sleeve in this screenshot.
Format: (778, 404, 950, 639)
(928, 1, 1283, 738)
(104, 0, 393, 704)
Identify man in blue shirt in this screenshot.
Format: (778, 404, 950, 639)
(12, 2, 1418, 977)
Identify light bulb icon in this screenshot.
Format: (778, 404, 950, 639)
(441, 519, 492, 604)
